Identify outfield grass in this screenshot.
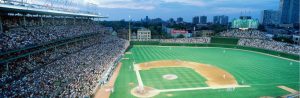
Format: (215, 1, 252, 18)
(110, 45, 300, 98)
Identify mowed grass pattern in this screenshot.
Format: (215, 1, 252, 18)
(140, 67, 207, 89)
(110, 45, 300, 98)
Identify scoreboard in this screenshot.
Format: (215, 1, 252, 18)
(231, 19, 259, 29)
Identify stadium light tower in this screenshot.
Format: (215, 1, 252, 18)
(128, 15, 131, 42)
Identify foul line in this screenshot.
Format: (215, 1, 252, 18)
(159, 85, 251, 92)
(278, 86, 299, 94)
(134, 64, 145, 89)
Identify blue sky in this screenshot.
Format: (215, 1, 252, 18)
(31, 0, 280, 22)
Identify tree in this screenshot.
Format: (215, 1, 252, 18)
(177, 34, 185, 38)
(258, 24, 266, 32)
(207, 24, 227, 35)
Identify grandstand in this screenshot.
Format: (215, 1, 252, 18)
(0, 0, 105, 64)
(0, 1, 129, 97)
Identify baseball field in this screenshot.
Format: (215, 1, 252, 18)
(108, 45, 299, 98)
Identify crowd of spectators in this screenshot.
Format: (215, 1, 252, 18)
(220, 29, 268, 39)
(0, 16, 97, 52)
(238, 38, 300, 55)
(1, 34, 102, 85)
(219, 29, 300, 55)
(1, 33, 129, 97)
(0, 24, 103, 52)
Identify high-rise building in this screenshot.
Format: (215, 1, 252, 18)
(168, 18, 175, 24)
(177, 17, 184, 23)
(279, 0, 299, 24)
(213, 16, 219, 24)
(213, 15, 229, 25)
(152, 18, 163, 23)
(192, 16, 199, 24)
(200, 16, 207, 24)
(240, 16, 252, 19)
(222, 16, 229, 25)
(145, 16, 150, 22)
(261, 10, 279, 25)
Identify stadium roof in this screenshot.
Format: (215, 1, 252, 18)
(0, 3, 107, 18)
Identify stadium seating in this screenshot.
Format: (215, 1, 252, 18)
(220, 29, 268, 39)
(1, 33, 129, 97)
(0, 17, 129, 97)
(0, 17, 103, 52)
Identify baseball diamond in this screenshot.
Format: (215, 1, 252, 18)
(107, 45, 299, 98)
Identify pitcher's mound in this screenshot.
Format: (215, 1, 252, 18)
(163, 74, 178, 80)
(131, 86, 160, 98)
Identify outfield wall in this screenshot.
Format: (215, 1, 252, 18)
(210, 37, 239, 45)
(130, 41, 300, 61)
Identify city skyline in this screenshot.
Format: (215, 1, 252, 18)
(28, 0, 280, 22)
(93, 0, 279, 22)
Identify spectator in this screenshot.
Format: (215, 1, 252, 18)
(238, 38, 300, 55)
(220, 29, 267, 39)
(0, 27, 129, 97)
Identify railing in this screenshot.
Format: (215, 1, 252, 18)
(91, 45, 128, 97)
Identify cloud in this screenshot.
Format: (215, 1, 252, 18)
(161, 0, 206, 7)
(28, 0, 276, 11)
(212, 7, 259, 14)
(83, 0, 158, 10)
(27, 0, 278, 21)
(82, 0, 208, 10)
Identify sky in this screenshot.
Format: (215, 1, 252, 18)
(30, 0, 280, 22)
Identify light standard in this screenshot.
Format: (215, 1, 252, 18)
(128, 15, 132, 41)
